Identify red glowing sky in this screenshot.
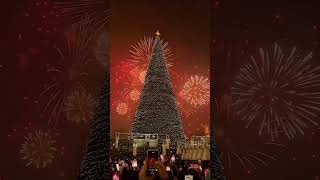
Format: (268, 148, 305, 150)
(110, 0, 211, 136)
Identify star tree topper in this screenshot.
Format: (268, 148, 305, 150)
(155, 30, 161, 36)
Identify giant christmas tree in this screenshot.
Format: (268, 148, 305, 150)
(131, 31, 185, 144)
(79, 69, 111, 180)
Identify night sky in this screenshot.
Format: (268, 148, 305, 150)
(213, 0, 320, 179)
(1, 0, 108, 179)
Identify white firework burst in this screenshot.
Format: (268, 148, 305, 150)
(231, 43, 320, 140)
(128, 36, 174, 71)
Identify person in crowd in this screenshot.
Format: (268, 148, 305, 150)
(187, 168, 201, 180)
(201, 161, 210, 180)
(168, 163, 179, 180)
(120, 165, 130, 180)
(177, 167, 185, 180)
(203, 168, 210, 180)
(139, 159, 169, 180)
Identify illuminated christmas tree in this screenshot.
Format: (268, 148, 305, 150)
(131, 31, 185, 144)
(210, 131, 225, 180)
(79, 69, 111, 179)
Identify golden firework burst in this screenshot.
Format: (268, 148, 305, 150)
(129, 89, 140, 101)
(116, 102, 128, 115)
(182, 75, 210, 107)
(20, 130, 57, 168)
(64, 90, 96, 124)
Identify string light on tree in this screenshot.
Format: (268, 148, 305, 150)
(79, 71, 110, 178)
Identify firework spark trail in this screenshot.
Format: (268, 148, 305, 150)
(64, 90, 96, 124)
(65, 15, 94, 63)
(177, 100, 195, 118)
(39, 16, 94, 126)
(215, 101, 286, 172)
(95, 30, 109, 67)
(175, 90, 195, 118)
(170, 73, 197, 118)
(120, 72, 143, 101)
(219, 143, 285, 170)
(231, 43, 320, 140)
(20, 130, 57, 168)
(139, 70, 147, 83)
(128, 36, 174, 71)
(54, 0, 111, 31)
(182, 75, 210, 107)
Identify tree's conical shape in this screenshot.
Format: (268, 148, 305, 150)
(210, 131, 225, 180)
(79, 69, 111, 180)
(131, 35, 185, 144)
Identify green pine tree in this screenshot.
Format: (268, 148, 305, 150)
(131, 33, 185, 144)
(79, 69, 111, 180)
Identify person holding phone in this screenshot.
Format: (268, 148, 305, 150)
(139, 159, 169, 180)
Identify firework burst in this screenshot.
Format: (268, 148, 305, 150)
(231, 43, 320, 140)
(64, 90, 96, 124)
(176, 90, 195, 118)
(170, 73, 196, 118)
(20, 130, 57, 168)
(39, 16, 94, 126)
(139, 70, 146, 83)
(182, 75, 210, 107)
(120, 72, 143, 101)
(116, 103, 128, 115)
(54, 0, 111, 31)
(129, 89, 140, 101)
(128, 36, 174, 71)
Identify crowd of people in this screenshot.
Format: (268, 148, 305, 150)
(109, 135, 211, 179)
(111, 155, 211, 180)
